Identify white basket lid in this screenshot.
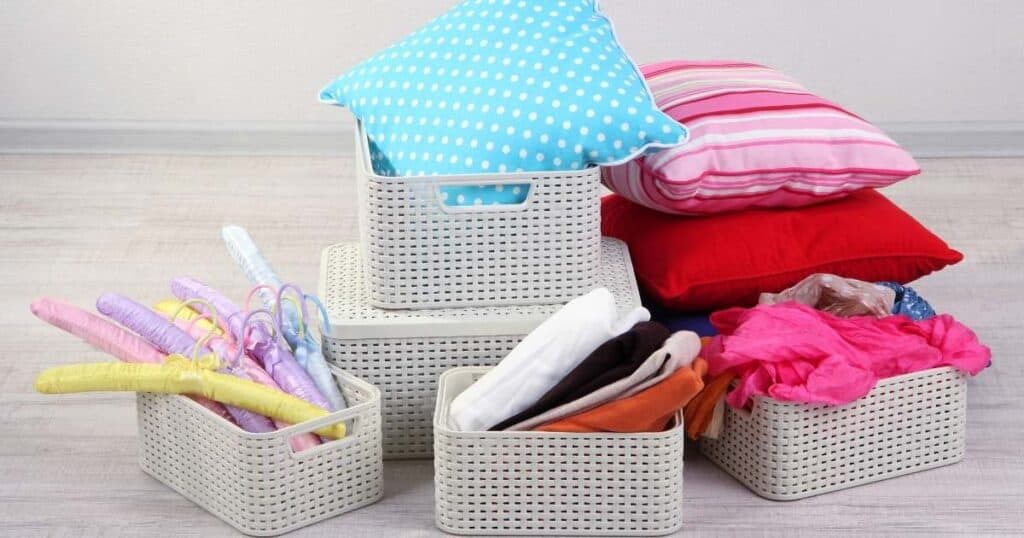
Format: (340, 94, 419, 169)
(318, 238, 642, 339)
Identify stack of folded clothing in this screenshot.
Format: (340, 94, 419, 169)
(448, 288, 707, 433)
(596, 60, 992, 436)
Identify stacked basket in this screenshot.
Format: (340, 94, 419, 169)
(319, 122, 645, 459)
(320, 124, 684, 534)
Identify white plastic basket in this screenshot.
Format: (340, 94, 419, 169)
(434, 367, 685, 536)
(136, 367, 383, 536)
(319, 237, 642, 459)
(698, 366, 967, 501)
(355, 121, 602, 310)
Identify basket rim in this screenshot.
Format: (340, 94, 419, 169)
(355, 120, 601, 182)
(317, 239, 641, 340)
(743, 365, 964, 412)
(137, 365, 380, 442)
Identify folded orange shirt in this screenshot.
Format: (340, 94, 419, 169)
(683, 371, 736, 440)
(682, 336, 726, 439)
(534, 358, 707, 433)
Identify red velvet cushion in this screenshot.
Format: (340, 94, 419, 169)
(602, 190, 963, 311)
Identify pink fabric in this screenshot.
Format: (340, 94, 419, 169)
(662, 91, 856, 123)
(32, 297, 166, 364)
(706, 302, 990, 408)
(602, 60, 920, 215)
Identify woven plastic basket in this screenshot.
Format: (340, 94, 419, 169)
(136, 368, 383, 536)
(320, 237, 642, 459)
(355, 121, 602, 310)
(698, 366, 967, 501)
(434, 367, 685, 536)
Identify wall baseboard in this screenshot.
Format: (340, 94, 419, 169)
(882, 121, 1024, 158)
(0, 120, 355, 156)
(1, 119, 1022, 158)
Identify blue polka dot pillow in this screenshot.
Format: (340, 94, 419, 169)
(319, 0, 689, 182)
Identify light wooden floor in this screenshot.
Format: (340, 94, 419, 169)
(1, 155, 1022, 537)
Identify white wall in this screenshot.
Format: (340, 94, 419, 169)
(2, 0, 1023, 154)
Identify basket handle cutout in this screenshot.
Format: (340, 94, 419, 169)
(434, 181, 535, 214)
(286, 415, 361, 458)
(279, 396, 372, 459)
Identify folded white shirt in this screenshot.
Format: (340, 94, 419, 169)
(448, 288, 650, 431)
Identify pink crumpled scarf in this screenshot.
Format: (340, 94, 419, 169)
(706, 302, 991, 408)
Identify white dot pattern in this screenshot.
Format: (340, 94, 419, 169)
(320, 0, 689, 178)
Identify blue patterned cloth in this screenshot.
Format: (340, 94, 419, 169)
(320, 0, 689, 178)
(876, 282, 936, 321)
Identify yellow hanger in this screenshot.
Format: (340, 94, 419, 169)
(154, 299, 225, 337)
(34, 349, 346, 439)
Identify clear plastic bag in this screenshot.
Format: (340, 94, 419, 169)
(759, 273, 896, 318)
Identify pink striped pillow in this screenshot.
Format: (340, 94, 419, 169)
(602, 60, 920, 215)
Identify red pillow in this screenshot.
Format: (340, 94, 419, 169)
(602, 190, 962, 311)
